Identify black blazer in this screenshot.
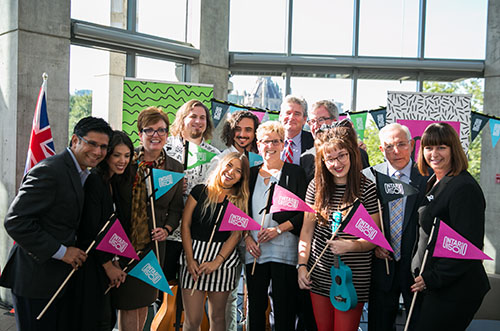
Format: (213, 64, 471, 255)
(249, 162, 307, 236)
(300, 130, 314, 154)
(0, 149, 84, 298)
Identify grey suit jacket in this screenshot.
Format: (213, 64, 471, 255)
(0, 149, 84, 298)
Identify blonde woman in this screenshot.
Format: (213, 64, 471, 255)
(180, 152, 250, 331)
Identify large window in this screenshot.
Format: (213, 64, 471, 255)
(136, 56, 182, 82)
(290, 77, 352, 114)
(136, 0, 187, 42)
(228, 75, 285, 111)
(356, 79, 417, 111)
(71, 0, 112, 26)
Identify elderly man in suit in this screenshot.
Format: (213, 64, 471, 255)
(365, 123, 427, 331)
(279, 95, 313, 165)
(0, 117, 113, 331)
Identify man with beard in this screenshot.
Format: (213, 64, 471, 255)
(221, 110, 260, 154)
(279, 95, 314, 165)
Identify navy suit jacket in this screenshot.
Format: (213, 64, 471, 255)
(300, 130, 314, 154)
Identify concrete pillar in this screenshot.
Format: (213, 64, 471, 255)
(0, 0, 71, 303)
(482, 0, 500, 274)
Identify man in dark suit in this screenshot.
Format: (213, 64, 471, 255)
(365, 123, 427, 331)
(279, 95, 313, 165)
(0, 117, 113, 330)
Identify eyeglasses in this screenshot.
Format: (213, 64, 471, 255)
(258, 139, 283, 146)
(78, 135, 108, 151)
(307, 117, 333, 126)
(141, 128, 168, 136)
(324, 152, 349, 165)
(383, 141, 410, 153)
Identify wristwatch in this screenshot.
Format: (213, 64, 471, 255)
(275, 226, 282, 235)
(296, 263, 307, 270)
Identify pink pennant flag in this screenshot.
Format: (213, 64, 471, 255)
(269, 184, 315, 214)
(343, 203, 393, 252)
(433, 221, 492, 260)
(96, 219, 140, 260)
(251, 110, 266, 122)
(219, 201, 261, 231)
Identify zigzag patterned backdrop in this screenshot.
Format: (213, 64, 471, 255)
(122, 79, 213, 147)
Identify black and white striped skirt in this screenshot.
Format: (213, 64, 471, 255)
(180, 239, 240, 292)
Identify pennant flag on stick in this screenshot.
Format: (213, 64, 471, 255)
(349, 112, 368, 140)
(490, 119, 500, 148)
(186, 143, 218, 169)
(219, 201, 261, 231)
(96, 219, 139, 260)
(433, 221, 492, 260)
(128, 250, 173, 295)
(370, 108, 387, 131)
(343, 203, 393, 252)
(211, 100, 230, 128)
(470, 112, 489, 142)
(248, 152, 263, 167)
(152, 168, 184, 200)
(373, 169, 419, 204)
(25, 73, 56, 174)
(269, 184, 315, 214)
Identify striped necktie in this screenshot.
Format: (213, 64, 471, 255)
(389, 171, 403, 261)
(284, 139, 294, 163)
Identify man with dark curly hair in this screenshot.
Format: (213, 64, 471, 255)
(221, 110, 260, 154)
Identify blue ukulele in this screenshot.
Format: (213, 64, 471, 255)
(329, 211, 358, 311)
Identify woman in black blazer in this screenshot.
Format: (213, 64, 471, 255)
(411, 122, 490, 330)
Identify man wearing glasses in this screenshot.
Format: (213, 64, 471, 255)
(1, 117, 112, 330)
(364, 123, 427, 331)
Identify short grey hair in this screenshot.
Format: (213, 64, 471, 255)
(310, 100, 339, 121)
(379, 123, 412, 144)
(281, 95, 307, 117)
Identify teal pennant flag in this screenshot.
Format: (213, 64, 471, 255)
(152, 168, 184, 200)
(128, 250, 173, 295)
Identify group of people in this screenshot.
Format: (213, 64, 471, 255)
(0, 94, 489, 331)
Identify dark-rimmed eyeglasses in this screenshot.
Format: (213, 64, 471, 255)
(141, 128, 168, 136)
(78, 135, 108, 151)
(324, 152, 349, 165)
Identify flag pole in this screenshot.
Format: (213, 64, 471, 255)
(377, 199, 390, 275)
(251, 183, 275, 276)
(104, 250, 142, 295)
(145, 167, 160, 264)
(306, 200, 358, 278)
(190, 198, 227, 295)
(37, 214, 115, 320)
(403, 217, 438, 331)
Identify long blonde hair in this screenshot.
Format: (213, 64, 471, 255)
(202, 152, 250, 219)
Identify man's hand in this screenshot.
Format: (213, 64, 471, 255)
(61, 247, 87, 269)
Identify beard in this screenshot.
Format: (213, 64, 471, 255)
(189, 129, 203, 139)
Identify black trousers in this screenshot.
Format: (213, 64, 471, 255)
(246, 261, 298, 331)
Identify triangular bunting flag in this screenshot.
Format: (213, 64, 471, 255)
(219, 201, 261, 231)
(370, 108, 387, 131)
(470, 112, 489, 142)
(269, 184, 315, 214)
(96, 219, 139, 260)
(490, 118, 500, 148)
(373, 169, 419, 204)
(228, 105, 243, 115)
(251, 110, 266, 122)
(211, 100, 230, 128)
(343, 203, 393, 252)
(267, 113, 279, 121)
(186, 143, 218, 169)
(248, 152, 263, 167)
(349, 112, 368, 140)
(433, 221, 492, 260)
(128, 250, 173, 295)
(152, 168, 184, 200)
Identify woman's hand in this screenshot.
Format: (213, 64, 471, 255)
(297, 265, 312, 290)
(187, 258, 200, 282)
(102, 261, 127, 288)
(151, 227, 168, 241)
(326, 238, 355, 255)
(411, 275, 427, 293)
(374, 247, 392, 260)
(245, 235, 261, 258)
(199, 260, 221, 275)
(257, 227, 279, 243)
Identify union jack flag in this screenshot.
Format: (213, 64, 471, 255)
(24, 76, 55, 174)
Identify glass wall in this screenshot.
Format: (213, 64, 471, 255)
(290, 77, 351, 113)
(136, 56, 182, 82)
(136, 0, 187, 42)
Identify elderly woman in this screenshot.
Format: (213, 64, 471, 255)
(411, 122, 489, 330)
(113, 107, 184, 331)
(243, 121, 307, 331)
(297, 124, 380, 331)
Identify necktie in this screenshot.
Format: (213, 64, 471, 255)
(284, 139, 294, 163)
(389, 171, 403, 261)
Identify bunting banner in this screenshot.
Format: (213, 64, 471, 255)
(128, 250, 173, 295)
(96, 219, 139, 260)
(251, 110, 266, 122)
(248, 152, 264, 167)
(470, 112, 489, 142)
(211, 100, 230, 128)
(269, 184, 315, 214)
(268, 113, 279, 121)
(152, 168, 184, 200)
(370, 108, 387, 131)
(219, 201, 261, 231)
(490, 118, 500, 148)
(349, 112, 368, 140)
(186, 143, 218, 169)
(373, 169, 419, 204)
(433, 221, 492, 260)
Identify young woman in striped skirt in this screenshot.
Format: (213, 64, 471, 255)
(180, 152, 250, 331)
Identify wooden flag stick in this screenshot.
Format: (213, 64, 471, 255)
(145, 167, 160, 264)
(251, 184, 274, 276)
(190, 200, 226, 295)
(37, 214, 115, 320)
(403, 217, 438, 331)
(103, 250, 142, 295)
(377, 199, 390, 275)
